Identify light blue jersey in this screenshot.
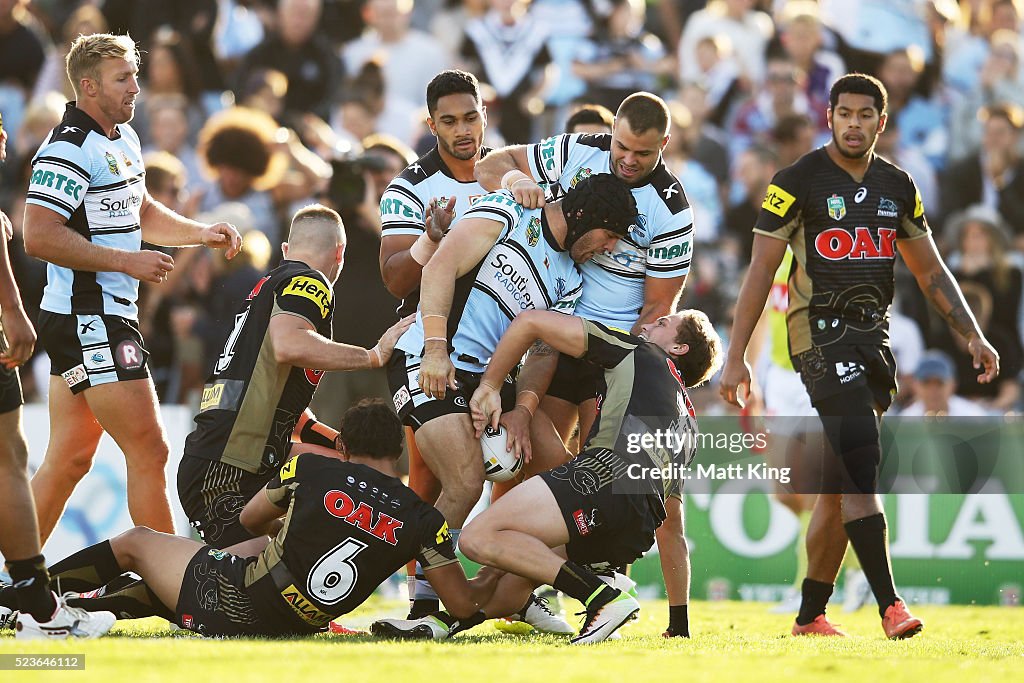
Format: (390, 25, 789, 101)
(397, 191, 582, 372)
(27, 103, 145, 319)
(526, 132, 694, 329)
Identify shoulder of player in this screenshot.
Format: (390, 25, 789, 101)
(573, 133, 611, 152)
(641, 163, 690, 215)
(765, 149, 825, 201)
(395, 148, 444, 186)
(275, 262, 332, 296)
(870, 154, 916, 187)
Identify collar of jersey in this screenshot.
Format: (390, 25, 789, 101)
(433, 145, 492, 184)
(65, 102, 119, 140)
(539, 208, 566, 252)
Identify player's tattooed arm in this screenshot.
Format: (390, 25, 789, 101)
(924, 270, 977, 339)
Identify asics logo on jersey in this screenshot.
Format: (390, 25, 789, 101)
(815, 227, 897, 260)
(662, 183, 679, 199)
(855, 187, 868, 203)
(324, 490, 404, 545)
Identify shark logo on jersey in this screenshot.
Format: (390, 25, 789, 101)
(570, 167, 592, 188)
(527, 217, 541, 246)
(827, 194, 846, 221)
(104, 152, 120, 176)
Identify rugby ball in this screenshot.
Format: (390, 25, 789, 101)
(480, 425, 524, 483)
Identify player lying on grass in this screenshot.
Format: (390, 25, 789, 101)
(374, 309, 722, 644)
(0, 400, 538, 637)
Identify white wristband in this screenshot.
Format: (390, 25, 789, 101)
(501, 169, 531, 191)
(409, 231, 440, 266)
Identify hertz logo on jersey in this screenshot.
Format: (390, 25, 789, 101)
(762, 184, 795, 217)
(283, 276, 332, 318)
(815, 227, 897, 260)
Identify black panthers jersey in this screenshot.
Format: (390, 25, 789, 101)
(245, 453, 456, 633)
(184, 260, 334, 474)
(754, 148, 930, 355)
(582, 320, 698, 500)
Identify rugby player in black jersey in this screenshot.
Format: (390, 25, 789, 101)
(720, 73, 999, 639)
(0, 401, 505, 638)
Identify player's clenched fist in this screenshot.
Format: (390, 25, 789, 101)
(121, 249, 174, 283)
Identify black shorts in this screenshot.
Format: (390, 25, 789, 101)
(39, 312, 150, 395)
(545, 354, 602, 406)
(0, 365, 23, 414)
(791, 343, 897, 411)
(175, 547, 269, 637)
(541, 449, 662, 567)
(177, 456, 275, 547)
(387, 350, 517, 430)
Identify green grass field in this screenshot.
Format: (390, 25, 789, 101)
(2, 599, 1022, 681)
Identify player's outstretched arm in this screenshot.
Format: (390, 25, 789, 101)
(898, 234, 1000, 383)
(719, 234, 788, 407)
(473, 145, 546, 208)
(471, 312, 586, 433)
(139, 192, 242, 258)
(632, 274, 687, 334)
(270, 313, 415, 371)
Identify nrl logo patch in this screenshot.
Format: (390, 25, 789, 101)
(826, 194, 846, 221)
(570, 167, 592, 188)
(104, 151, 120, 176)
(527, 216, 541, 246)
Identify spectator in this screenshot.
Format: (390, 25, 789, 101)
(31, 4, 107, 103)
(132, 29, 207, 148)
(237, 0, 343, 119)
(676, 81, 731, 189)
(571, 0, 674, 111)
(874, 115, 939, 218)
(941, 103, 1024, 240)
(564, 102, 614, 133)
(238, 68, 289, 124)
(875, 46, 948, 169)
(460, 0, 554, 143)
(0, 0, 47, 146)
(900, 350, 991, 417)
(687, 34, 745, 128)
(723, 143, 777, 259)
(948, 30, 1024, 161)
(142, 94, 204, 196)
(678, 0, 773, 86)
(775, 2, 845, 106)
(664, 102, 723, 241)
(771, 112, 815, 168)
(344, 0, 452, 114)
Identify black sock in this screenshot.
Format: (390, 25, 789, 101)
(66, 577, 174, 622)
(552, 561, 619, 610)
(844, 513, 899, 617)
(445, 610, 487, 636)
(796, 579, 834, 626)
(409, 598, 440, 619)
(667, 604, 689, 637)
(6, 555, 58, 622)
(47, 540, 124, 595)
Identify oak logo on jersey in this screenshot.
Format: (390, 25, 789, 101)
(324, 490, 404, 545)
(283, 276, 332, 318)
(527, 216, 541, 246)
(104, 151, 120, 176)
(815, 227, 897, 260)
(762, 184, 795, 217)
(827, 194, 846, 221)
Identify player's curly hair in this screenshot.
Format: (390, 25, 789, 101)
(673, 310, 723, 387)
(830, 73, 888, 115)
(561, 173, 639, 249)
(338, 399, 404, 461)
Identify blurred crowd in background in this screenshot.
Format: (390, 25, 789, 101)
(1, 0, 1022, 423)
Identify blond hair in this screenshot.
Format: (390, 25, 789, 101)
(66, 33, 138, 98)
